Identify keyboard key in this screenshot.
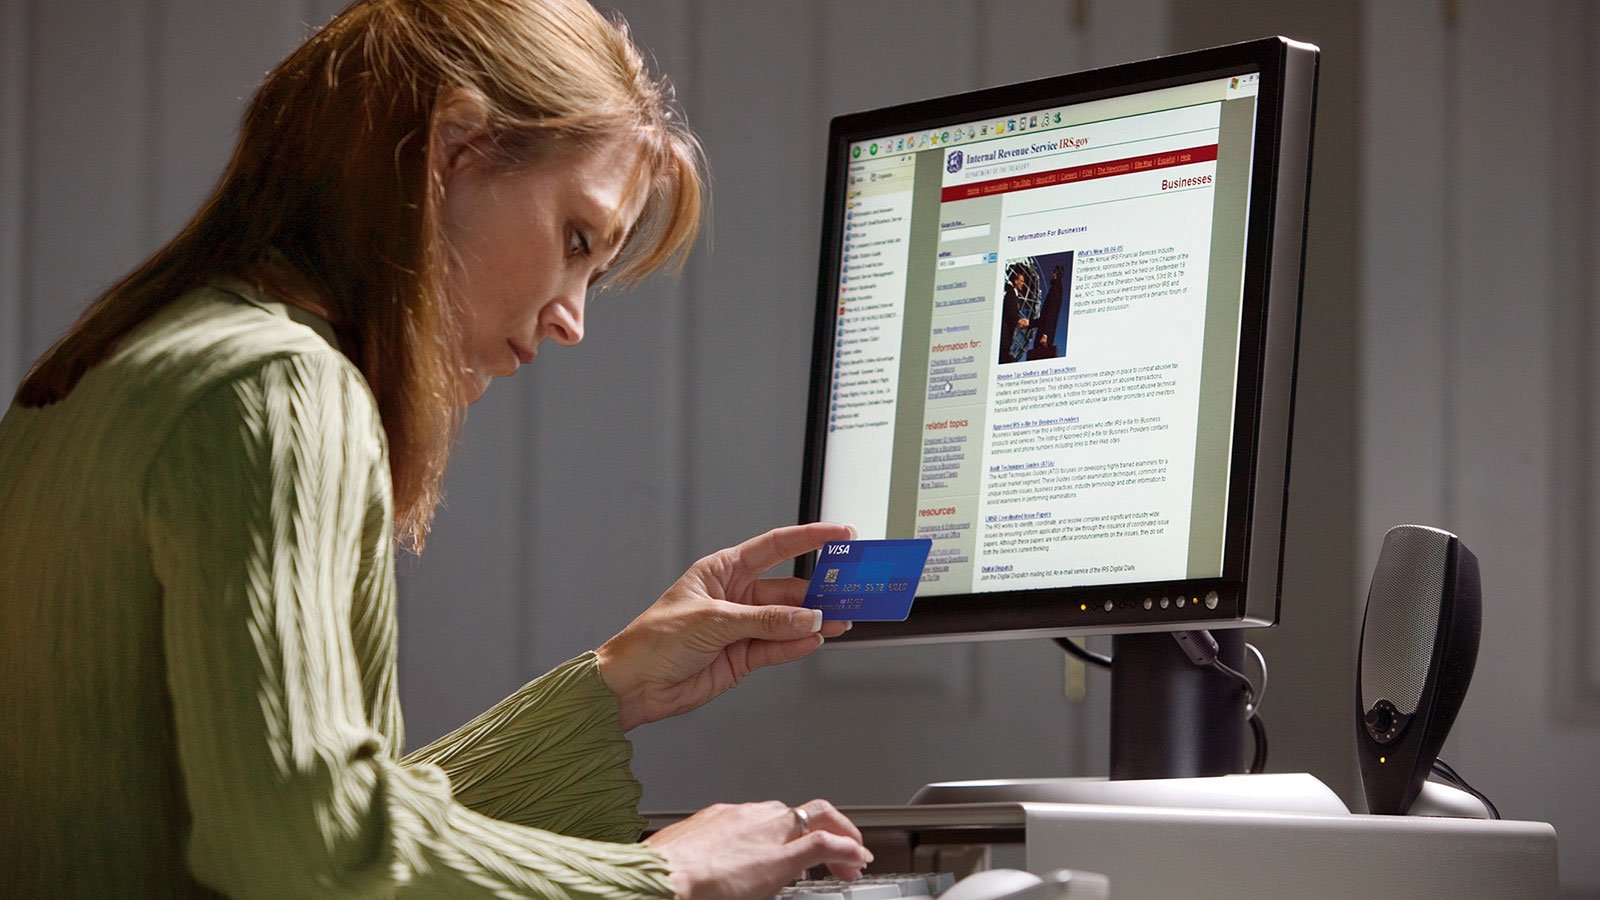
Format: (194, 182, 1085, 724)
(883, 875, 932, 896)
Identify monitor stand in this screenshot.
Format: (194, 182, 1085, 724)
(1109, 630, 1246, 779)
(911, 631, 1350, 815)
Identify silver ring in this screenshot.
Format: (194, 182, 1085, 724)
(790, 805, 811, 837)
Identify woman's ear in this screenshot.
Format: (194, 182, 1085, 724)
(430, 90, 492, 183)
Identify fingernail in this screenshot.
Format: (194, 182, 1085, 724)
(840, 621, 853, 632)
(807, 608, 824, 632)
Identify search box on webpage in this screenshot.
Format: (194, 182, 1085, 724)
(939, 223, 992, 242)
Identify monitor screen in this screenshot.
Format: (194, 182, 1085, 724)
(799, 38, 1318, 642)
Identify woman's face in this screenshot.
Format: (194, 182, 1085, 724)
(442, 139, 646, 401)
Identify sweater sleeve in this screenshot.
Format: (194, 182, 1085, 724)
(404, 653, 652, 843)
(143, 352, 675, 899)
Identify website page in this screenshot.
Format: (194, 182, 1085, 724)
(820, 73, 1260, 595)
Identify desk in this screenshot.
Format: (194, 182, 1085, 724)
(645, 803, 1560, 899)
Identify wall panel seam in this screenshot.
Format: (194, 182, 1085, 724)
(142, 0, 163, 250)
(1552, 0, 1600, 723)
(1576, 0, 1600, 715)
(1440, 21, 1459, 529)
(678, 0, 701, 565)
(18, 0, 37, 376)
(1579, 0, 1598, 714)
(971, 0, 988, 87)
(0, 1, 28, 391)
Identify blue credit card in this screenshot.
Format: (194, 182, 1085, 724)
(805, 539, 932, 621)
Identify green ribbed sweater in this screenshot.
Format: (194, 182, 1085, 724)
(0, 281, 677, 898)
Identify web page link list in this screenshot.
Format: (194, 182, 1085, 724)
(829, 155, 913, 436)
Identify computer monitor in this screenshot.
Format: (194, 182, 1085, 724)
(797, 38, 1319, 781)
(799, 37, 1317, 646)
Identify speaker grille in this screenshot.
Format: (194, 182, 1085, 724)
(1360, 525, 1451, 715)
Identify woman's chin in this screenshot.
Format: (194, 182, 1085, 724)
(464, 370, 493, 405)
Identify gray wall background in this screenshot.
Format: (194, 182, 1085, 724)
(2, 0, 1595, 894)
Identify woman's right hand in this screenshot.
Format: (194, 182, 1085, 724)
(645, 799, 872, 900)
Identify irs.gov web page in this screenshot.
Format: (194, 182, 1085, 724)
(821, 74, 1258, 596)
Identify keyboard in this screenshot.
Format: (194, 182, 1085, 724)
(779, 869, 1108, 900)
(779, 873, 957, 900)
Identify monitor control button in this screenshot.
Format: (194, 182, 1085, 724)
(1143, 597, 1153, 609)
(1205, 591, 1219, 609)
(1103, 600, 1114, 611)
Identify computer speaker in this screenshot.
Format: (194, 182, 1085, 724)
(1356, 525, 1482, 815)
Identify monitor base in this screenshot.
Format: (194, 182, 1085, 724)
(908, 772, 1349, 815)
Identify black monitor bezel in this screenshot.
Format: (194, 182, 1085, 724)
(797, 37, 1317, 644)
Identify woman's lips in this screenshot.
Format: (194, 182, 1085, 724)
(509, 340, 535, 365)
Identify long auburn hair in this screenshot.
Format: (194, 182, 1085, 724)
(14, 0, 704, 551)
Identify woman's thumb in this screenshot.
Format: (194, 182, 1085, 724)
(727, 604, 823, 641)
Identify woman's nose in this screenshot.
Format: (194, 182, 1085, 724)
(543, 290, 586, 346)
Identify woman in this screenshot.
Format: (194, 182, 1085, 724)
(0, 0, 869, 896)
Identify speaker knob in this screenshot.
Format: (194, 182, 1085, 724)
(1364, 698, 1408, 743)
(1366, 704, 1393, 732)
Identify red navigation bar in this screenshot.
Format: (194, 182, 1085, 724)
(940, 144, 1219, 203)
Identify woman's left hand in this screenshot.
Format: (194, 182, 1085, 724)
(595, 522, 854, 732)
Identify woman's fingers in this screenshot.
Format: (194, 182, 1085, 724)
(793, 799, 864, 845)
(648, 800, 871, 900)
(773, 800, 871, 880)
(724, 523, 854, 580)
(743, 635, 825, 671)
(749, 576, 808, 606)
(781, 831, 873, 881)
(712, 601, 823, 645)
(714, 530, 858, 638)
(745, 578, 852, 642)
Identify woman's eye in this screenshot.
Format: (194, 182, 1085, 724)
(568, 228, 592, 258)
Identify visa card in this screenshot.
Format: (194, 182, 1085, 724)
(805, 539, 932, 621)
